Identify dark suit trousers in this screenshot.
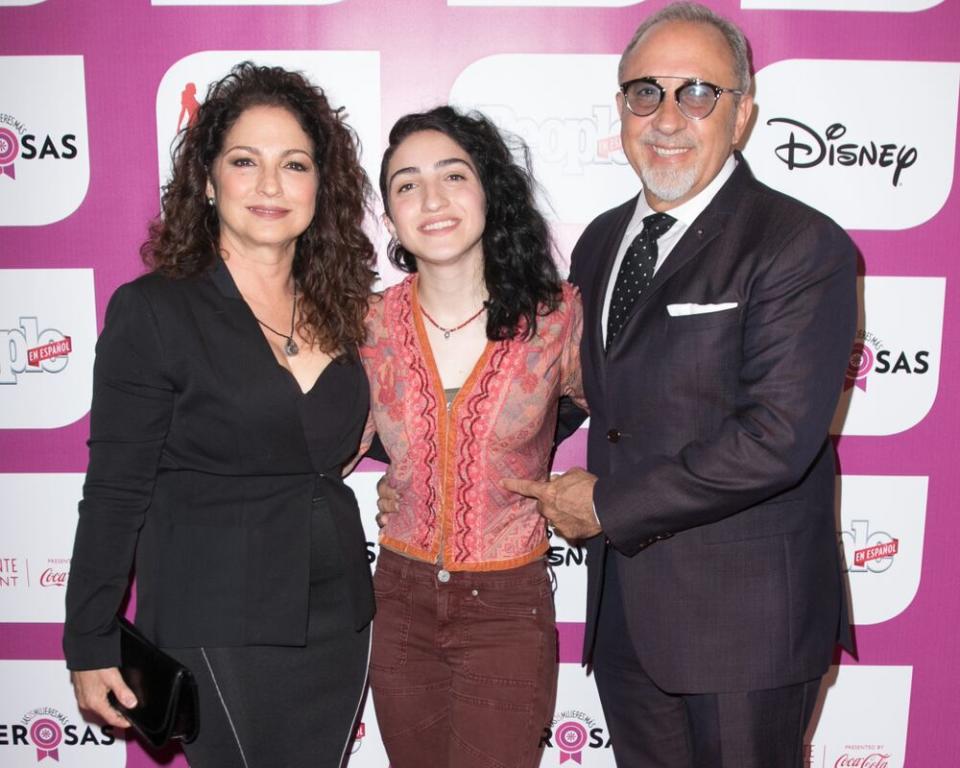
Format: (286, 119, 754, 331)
(593, 553, 821, 768)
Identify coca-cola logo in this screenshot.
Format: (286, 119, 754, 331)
(39, 568, 67, 587)
(0, 557, 69, 589)
(767, 118, 917, 186)
(834, 752, 891, 768)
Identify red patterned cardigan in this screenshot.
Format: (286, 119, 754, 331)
(359, 275, 586, 571)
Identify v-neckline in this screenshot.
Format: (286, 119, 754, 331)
(227, 276, 340, 396)
(276, 354, 341, 397)
(409, 276, 494, 414)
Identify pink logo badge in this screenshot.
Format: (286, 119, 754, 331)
(0, 127, 19, 179)
(29, 718, 62, 762)
(556, 720, 588, 764)
(844, 340, 873, 391)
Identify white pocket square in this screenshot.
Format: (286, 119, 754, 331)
(666, 302, 738, 317)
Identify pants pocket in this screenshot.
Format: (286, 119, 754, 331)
(369, 566, 413, 673)
(461, 577, 556, 687)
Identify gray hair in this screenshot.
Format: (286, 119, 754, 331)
(618, 2, 753, 93)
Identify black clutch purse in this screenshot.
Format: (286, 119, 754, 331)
(106, 617, 200, 748)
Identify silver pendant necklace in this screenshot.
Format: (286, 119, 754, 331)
(252, 286, 299, 356)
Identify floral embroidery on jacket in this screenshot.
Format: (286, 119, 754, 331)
(360, 276, 586, 571)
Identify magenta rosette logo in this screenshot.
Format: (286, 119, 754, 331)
(0, 127, 18, 179)
(844, 340, 874, 391)
(29, 717, 62, 762)
(555, 720, 588, 764)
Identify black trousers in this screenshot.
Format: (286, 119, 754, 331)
(593, 554, 822, 768)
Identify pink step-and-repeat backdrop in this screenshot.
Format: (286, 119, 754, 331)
(1, 0, 958, 765)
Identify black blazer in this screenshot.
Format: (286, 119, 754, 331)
(64, 261, 374, 670)
(571, 157, 856, 693)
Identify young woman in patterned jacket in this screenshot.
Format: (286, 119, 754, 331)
(359, 106, 587, 768)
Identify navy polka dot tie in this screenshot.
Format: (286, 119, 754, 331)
(606, 212, 676, 348)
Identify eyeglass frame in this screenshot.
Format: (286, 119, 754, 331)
(619, 76, 745, 121)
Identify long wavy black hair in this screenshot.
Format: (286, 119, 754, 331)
(379, 106, 561, 341)
(141, 62, 376, 352)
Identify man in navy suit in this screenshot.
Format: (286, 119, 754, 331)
(505, 3, 856, 765)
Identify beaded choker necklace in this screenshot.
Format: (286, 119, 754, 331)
(420, 304, 485, 339)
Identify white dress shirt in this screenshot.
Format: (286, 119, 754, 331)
(600, 155, 737, 346)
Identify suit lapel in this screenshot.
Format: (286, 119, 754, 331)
(641, 211, 723, 306)
(605, 213, 723, 357)
(585, 198, 636, 371)
(604, 158, 752, 356)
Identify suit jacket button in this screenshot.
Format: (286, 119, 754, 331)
(607, 429, 621, 443)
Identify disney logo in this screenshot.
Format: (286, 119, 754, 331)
(767, 119, 917, 186)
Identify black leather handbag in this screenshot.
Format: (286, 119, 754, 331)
(106, 617, 200, 748)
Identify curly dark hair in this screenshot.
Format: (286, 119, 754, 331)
(142, 61, 376, 352)
(379, 106, 561, 341)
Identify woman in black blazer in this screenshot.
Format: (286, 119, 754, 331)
(63, 62, 377, 768)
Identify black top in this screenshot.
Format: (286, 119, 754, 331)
(294, 360, 367, 476)
(64, 260, 374, 670)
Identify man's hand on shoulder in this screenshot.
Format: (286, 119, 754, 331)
(503, 468, 601, 541)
